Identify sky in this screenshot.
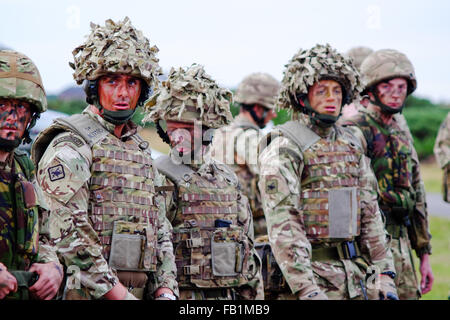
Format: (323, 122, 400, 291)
(1, 0, 449, 104)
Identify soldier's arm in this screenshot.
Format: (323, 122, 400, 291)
(149, 170, 179, 298)
(358, 153, 396, 274)
(433, 112, 450, 169)
(258, 136, 320, 297)
(36, 132, 119, 299)
(410, 145, 432, 257)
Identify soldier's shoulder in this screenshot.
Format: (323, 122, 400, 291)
(210, 159, 239, 186)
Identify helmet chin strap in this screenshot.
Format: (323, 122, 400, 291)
(249, 106, 268, 129)
(93, 100, 137, 125)
(368, 88, 405, 115)
(301, 98, 340, 128)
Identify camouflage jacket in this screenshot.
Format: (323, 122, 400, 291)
(434, 112, 450, 202)
(32, 107, 178, 299)
(209, 114, 265, 229)
(0, 150, 59, 299)
(434, 112, 450, 169)
(159, 152, 262, 299)
(343, 108, 432, 257)
(258, 118, 395, 297)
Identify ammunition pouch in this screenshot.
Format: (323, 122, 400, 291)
(211, 228, 245, 276)
(109, 220, 156, 272)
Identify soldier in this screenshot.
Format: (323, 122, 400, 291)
(340, 46, 414, 142)
(31, 17, 178, 300)
(343, 49, 434, 299)
(258, 44, 398, 300)
(0, 50, 63, 300)
(143, 64, 263, 300)
(433, 112, 450, 202)
(209, 73, 280, 238)
(340, 46, 374, 120)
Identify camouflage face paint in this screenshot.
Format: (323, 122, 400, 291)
(375, 78, 408, 110)
(0, 98, 32, 142)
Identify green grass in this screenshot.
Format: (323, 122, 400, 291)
(420, 162, 443, 194)
(413, 216, 450, 300)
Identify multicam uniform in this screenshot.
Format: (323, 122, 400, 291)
(258, 44, 396, 300)
(434, 112, 450, 202)
(144, 65, 263, 300)
(343, 49, 432, 300)
(32, 108, 178, 299)
(31, 17, 178, 300)
(0, 50, 59, 300)
(210, 73, 280, 238)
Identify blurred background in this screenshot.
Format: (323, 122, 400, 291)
(1, 0, 448, 299)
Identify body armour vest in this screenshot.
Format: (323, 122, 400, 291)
(33, 114, 159, 272)
(277, 121, 363, 244)
(155, 155, 252, 289)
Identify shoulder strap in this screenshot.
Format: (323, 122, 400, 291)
(154, 155, 195, 185)
(277, 120, 320, 152)
(13, 150, 34, 180)
(54, 114, 108, 147)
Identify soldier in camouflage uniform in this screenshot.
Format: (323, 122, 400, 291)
(143, 64, 263, 300)
(209, 73, 280, 238)
(340, 47, 414, 141)
(434, 112, 450, 203)
(31, 17, 178, 300)
(343, 49, 433, 299)
(0, 50, 63, 300)
(258, 44, 398, 300)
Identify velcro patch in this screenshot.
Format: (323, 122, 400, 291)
(265, 179, 278, 194)
(48, 164, 65, 181)
(53, 135, 84, 148)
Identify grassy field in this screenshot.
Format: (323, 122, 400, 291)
(417, 161, 449, 300)
(414, 216, 450, 300)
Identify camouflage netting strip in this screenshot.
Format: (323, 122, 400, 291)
(143, 64, 233, 128)
(69, 16, 162, 87)
(277, 43, 364, 111)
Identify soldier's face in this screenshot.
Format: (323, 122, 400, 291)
(373, 77, 408, 109)
(307, 80, 343, 117)
(98, 74, 142, 112)
(166, 121, 200, 155)
(0, 98, 32, 142)
(254, 104, 277, 126)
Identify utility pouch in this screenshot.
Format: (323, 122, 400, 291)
(109, 220, 151, 272)
(19, 181, 37, 209)
(211, 228, 244, 276)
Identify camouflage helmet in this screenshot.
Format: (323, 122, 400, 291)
(278, 43, 364, 111)
(234, 72, 280, 110)
(360, 49, 417, 95)
(69, 16, 162, 88)
(143, 64, 233, 129)
(0, 50, 47, 113)
(345, 46, 374, 72)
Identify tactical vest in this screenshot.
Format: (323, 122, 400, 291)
(155, 155, 251, 289)
(270, 121, 363, 244)
(33, 114, 159, 272)
(0, 150, 39, 299)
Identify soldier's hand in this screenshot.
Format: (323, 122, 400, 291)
(0, 263, 18, 299)
(29, 261, 64, 300)
(378, 275, 398, 300)
(419, 253, 434, 295)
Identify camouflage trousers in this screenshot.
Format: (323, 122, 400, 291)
(390, 235, 421, 300)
